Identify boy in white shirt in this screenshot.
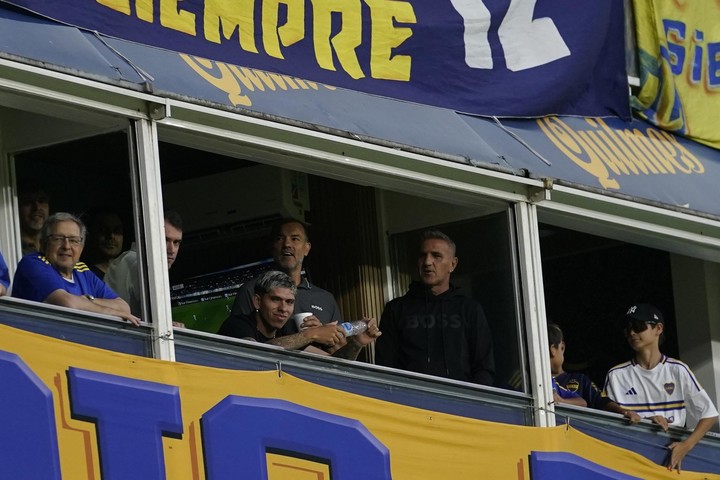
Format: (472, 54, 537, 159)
(603, 303, 718, 472)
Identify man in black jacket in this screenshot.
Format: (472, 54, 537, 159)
(375, 230, 495, 385)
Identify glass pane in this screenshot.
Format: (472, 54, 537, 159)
(387, 212, 523, 391)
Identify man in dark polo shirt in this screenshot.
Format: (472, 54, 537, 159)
(226, 218, 341, 334)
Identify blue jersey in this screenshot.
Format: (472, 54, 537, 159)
(552, 377, 583, 401)
(12, 254, 118, 303)
(556, 371, 611, 409)
(0, 251, 9, 290)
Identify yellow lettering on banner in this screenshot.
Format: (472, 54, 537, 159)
(96, 0, 131, 16)
(632, 129, 673, 174)
(136, 0, 154, 22)
(230, 65, 275, 91)
(538, 117, 709, 189)
(229, 65, 320, 92)
(311, 0, 365, 79)
(537, 117, 619, 189)
(180, 54, 251, 106)
(615, 129, 667, 174)
(262, 0, 305, 59)
(270, 73, 298, 89)
(660, 130, 704, 174)
(205, 0, 259, 53)
(293, 78, 319, 90)
(160, 0, 196, 35)
(584, 119, 639, 175)
(647, 128, 693, 174)
(594, 119, 659, 175)
(365, 0, 415, 81)
(577, 130, 630, 176)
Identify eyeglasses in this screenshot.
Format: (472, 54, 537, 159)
(623, 319, 657, 335)
(47, 235, 83, 246)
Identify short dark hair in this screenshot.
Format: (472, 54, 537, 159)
(420, 230, 456, 255)
(254, 270, 297, 297)
(164, 209, 183, 231)
(41, 212, 86, 250)
(547, 322, 564, 348)
(270, 218, 310, 242)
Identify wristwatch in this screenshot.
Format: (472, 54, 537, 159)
(84, 294, 95, 302)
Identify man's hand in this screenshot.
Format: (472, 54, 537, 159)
(649, 415, 670, 432)
(299, 315, 322, 330)
(667, 440, 690, 472)
(350, 317, 381, 346)
(623, 410, 642, 425)
(303, 322, 347, 348)
(118, 311, 141, 326)
(665, 416, 717, 473)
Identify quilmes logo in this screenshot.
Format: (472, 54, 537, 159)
(180, 54, 336, 108)
(537, 117, 704, 190)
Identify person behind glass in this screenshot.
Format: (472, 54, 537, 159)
(0, 249, 9, 296)
(105, 210, 183, 321)
(218, 270, 380, 360)
(603, 303, 719, 472)
(226, 218, 341, 334)
(17, 182, 50, 256)
(547, 322, 586, 407)
(375, 230, 495, 385)
(81, 208, 124, 279)
(11, 212, 140, 326)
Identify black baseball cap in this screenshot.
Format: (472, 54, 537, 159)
(625, 303, 663, 325)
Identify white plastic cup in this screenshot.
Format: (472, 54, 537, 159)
(292, 312, 313, 330)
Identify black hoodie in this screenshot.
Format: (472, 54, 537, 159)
(376, 281, 495, 385)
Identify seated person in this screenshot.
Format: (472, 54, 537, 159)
(603, 304, 719, 471)
(18, 182, 50, 256)
(0, 250, 9, 296)
(218, 270, 380, 360)
(548, 322, 586, 407)
(227, 218, 341, 333)
(81, 208, 124, 279)
(12, 212, 140, 326)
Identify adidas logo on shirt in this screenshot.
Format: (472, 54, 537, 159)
(625, 387, 637, 395)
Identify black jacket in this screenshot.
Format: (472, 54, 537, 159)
(376, 281, 495, 385)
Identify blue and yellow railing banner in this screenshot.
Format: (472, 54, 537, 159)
(0, 0, 629, 119)
(632, 0, 720, 150)
(1, 323, 717, 479)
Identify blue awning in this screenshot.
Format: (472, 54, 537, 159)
(1, 4, 720, 219)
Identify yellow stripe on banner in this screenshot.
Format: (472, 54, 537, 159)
(0, 323, 717, 479)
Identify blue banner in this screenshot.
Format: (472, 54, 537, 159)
(3, 0, 630, 118)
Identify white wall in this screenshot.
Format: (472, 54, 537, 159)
(671, 254, 720, 426)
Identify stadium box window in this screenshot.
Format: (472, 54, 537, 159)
(387, 208, 524, 391)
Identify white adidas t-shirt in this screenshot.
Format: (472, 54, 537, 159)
(603, 355, 718, 429)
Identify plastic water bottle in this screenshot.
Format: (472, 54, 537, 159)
(339, 320, 367, 336)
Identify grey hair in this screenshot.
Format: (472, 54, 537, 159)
(420, 230, 456, 255)
(254, 270, 297, 297)
(41, 212, 87, 250)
